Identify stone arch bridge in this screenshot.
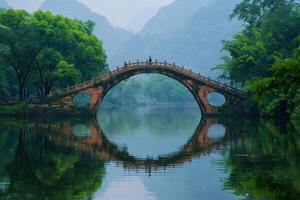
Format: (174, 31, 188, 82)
(51, 61, 245, 114)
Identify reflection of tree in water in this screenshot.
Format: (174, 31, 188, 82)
(98, 106, 201, 136)
(98, 106, 142, 135)
(0, 128, 105, 200)
(2, 118, 300, 199)
(223, 120, 300, 200)
(143, 106, 201, 135)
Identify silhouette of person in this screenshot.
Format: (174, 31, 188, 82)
(124, 62, 128, 67)
(149, 56, 152, 64)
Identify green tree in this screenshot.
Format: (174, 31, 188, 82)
(0, 10, 107, 100)
(215, 28, 270, 87)
(0, 63, 9, 101)
(250, 36, 300, 116)
(217, 0, 300, 117)
(231, 0, 296, 27)
(32, 48, 63, 97)
(0, 10, 50, 99)
(55, 61, 81, 88)
(32, 11, 107, 82)
(31, 11, 106, 96)
(32, 49, 81, 97)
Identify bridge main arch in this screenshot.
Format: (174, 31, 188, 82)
(94, 70, 205, 113)
(54, 61, 245, 115)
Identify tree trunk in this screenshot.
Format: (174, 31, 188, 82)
(44, 81, 55, 97)
(45, 87, 50, 96)
(18, 80, 25, 100)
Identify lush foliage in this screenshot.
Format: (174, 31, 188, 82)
(223, 119, 300, 199)
(0, 102, 27, 115)
(0, 9, 106, 99)
(250, 41, 300, 116)
(216, 0, 300, 117)
(0, 62, 9, 100)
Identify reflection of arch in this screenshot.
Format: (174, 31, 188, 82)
(53, 61, 245, 115)
(40, 118, 240, 172)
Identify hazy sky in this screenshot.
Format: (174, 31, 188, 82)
(6, 0, 44, 12)
(80, 0, 174, 29)
(5, 0, 174, 30)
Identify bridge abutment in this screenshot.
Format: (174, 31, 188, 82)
(197, 86, 218, 114)
(86, 87, 105, 109)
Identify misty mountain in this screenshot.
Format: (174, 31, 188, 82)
(0, 0, 10, 9)
(110, 0, 241, 76)
(126, 6, 161, 33)
(40, 0, 133, 58)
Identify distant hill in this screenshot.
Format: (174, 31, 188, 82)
(110, 0, 241, 76)
(40, 0, 133, 59)
(0, 0, 10, 9)
(126, 6, 161, 33)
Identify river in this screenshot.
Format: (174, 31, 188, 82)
(0, 105, 299, 200)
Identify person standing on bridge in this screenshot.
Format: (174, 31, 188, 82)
(149, 56, 152, 64)
(124, 61, 128, 68)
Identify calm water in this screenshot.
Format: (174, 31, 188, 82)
(0, 105, 300, 200)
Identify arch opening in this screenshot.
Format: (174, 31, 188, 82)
(207, 92, 226, 107)
(98, 73, 200, 112)
(72, 92, 91, 108)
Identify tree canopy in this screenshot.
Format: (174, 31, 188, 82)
(216, 0, 300, 117)
(0, 9, 107, 99)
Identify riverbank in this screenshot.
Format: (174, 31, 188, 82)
(0, 102, 94, 119)
(0, 101, 260, 119)
(0, 102, 294, 120)
(0, 102, 199, 119)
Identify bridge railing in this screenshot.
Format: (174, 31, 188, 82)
(53, 61, 244, 97)
(149, 61, 243, 96)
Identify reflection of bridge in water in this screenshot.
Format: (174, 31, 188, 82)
(40, 118, 242, 172)
(51, 61, 246, 115)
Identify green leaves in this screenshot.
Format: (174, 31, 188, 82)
(231, 0, 295, 27)
(0, 63, 9, 99)
(217, 28, 270, 87)
(55, 61, 81, 82)
(218, 0, 300, 117)
(0, 9, 107, 99)
(248, 40, 300, 116)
